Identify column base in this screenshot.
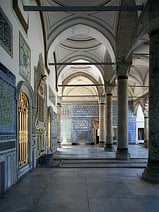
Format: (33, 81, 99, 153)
(116, 148, 130, 160)
(144, 140, 148, 148)
(142, 160, 159, 183)
(57, 142, 62, 148)
(104, 143, 114, 152)
(98, 141, 105, 147)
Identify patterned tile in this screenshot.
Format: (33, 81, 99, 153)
(0, 63, 16, 136)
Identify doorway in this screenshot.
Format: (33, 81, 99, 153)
(18, 92, 29, 169)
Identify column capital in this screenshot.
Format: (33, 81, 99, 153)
(57, 96, 62, 106)
(98, 95, 106, 104)
(107, 93, 112, 96)
(116, 62, 130, 77)
(117, 75, 128, 80)
(106, 84, 113, 94)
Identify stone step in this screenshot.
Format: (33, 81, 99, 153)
(49, 158, 147, 168)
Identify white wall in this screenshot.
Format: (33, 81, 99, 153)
(136, 105, 144, 143)
(47, 64, 57, 113)
(0, 0, 45, 87)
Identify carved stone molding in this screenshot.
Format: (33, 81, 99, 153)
(13, 0, 28, 33)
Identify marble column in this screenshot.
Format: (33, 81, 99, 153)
(98, 96, 106, 147)
(57, 102, 62, 147)
(104, 93, 114, 151)
(116, 75, 130, 159)
(142, 29, 159, 182)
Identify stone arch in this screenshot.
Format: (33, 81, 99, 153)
(133, 102, 142, 115)
(56, 53, 106, 77)
(131, 93, 149, 115)
(47, 17, 115, 50)
(62, 72, 104, 96)
(48, 22, 115, 64)
(16, 81, 35, 107)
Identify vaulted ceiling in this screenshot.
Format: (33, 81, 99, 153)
(34, 0, 149, 102)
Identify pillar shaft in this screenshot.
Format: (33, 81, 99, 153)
(144, 116, 149, 148)
(116, 75, 130, 159)
(142, 30, 159, 182)
(105, 93, 114, 151)
(57, 103, 62, 146)
(99, 98, 106, 147)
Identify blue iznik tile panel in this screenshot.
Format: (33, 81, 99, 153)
(62, 104, 99, 117)
(112, 101, 136, 142)
(112, 101, 118, 126)
(72, 116, 93, 143)
(73, 118, 91, 131)
(72, 117, 92, 143)
(128, 105, 136, 142)
(61, 104, 98, 143)
(61, 103, 136, 143)
(73, 105, 99, 117)
(0, 63, 16, 137)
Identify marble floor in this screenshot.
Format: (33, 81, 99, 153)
(55, 144, 148, 159)
(1, 145, 159, 212)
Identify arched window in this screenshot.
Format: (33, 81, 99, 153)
(18, 92, 29, 168)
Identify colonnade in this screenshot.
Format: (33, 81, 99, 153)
(98, 66, 130, 159)
(58, 0, 159, 183)
(98, 0, 159, 182)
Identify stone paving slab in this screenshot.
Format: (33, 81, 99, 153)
(0, 145, 152, 212)
(0, 167, 159, 212)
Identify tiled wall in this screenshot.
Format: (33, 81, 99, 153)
(61, 101, 137, 144)
(0, 63, 17, 191)
(0, 63, 16, 141)
(61, 104, 99, 144)
(112, 101, 136, 142)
